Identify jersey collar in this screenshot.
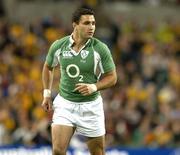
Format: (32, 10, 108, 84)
(69, 34, 91, 55)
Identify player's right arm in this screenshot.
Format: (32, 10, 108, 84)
(41, 62, 54, 112)
(41, 39, 60, 112)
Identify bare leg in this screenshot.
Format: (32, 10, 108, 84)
(51, 124, 75, 155)
(86, 135, 105, 155)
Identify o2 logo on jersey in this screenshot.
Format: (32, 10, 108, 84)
(66, 64, 83, 82)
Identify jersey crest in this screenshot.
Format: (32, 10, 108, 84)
(81, 50, 89, 59)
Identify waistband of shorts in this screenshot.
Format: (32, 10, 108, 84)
(57, 94, 102, 105)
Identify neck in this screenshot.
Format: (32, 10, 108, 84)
(72, 31, 88, 47)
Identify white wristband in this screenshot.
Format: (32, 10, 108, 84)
(43, 89, 51, 98)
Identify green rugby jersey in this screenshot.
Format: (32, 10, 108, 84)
(46, 35, 115, 102)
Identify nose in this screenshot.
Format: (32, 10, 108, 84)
(89, 23, 95, 29)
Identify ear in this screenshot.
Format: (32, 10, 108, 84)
(72, 22, 76, 29)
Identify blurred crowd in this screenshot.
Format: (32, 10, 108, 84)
(0, 9, 180, 149)
(14, 0, 180, 5)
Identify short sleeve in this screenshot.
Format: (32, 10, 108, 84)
(98, 43, 116, 73)
(46, 40, 60, 67)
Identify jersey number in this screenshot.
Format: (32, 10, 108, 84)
(66, 64, 84, 82)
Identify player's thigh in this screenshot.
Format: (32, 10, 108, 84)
(51, 124, 75, 150)
(86, 135, 105, 155)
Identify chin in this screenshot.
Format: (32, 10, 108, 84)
(87, 35, 93, 39)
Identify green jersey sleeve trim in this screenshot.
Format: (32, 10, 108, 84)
(95, 42, 116, 74)
(46, 40, 61, 67)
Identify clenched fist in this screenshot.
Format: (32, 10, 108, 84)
(74, 83, 97, 96)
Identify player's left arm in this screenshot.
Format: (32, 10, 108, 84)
(95, 42, 117, 91)
(95, 69, 117, 90)
(75, 70, 117, 96)
(75, 42, 117, 96)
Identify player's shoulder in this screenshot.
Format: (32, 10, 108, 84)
(91, 37, 105, 47)
(91, 37, 109, 52)
(51, 35, 70, 47)
(48, 36, 70, 54)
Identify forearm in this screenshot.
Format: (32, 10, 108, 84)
(75, 70, 117, 96)
(95, 70, 117, 91)
(42, 62, 54, 90)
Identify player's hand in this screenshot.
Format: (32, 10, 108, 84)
(74, 83, 97, 96)
(41, 97, 52, 112)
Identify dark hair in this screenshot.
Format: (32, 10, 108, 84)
(72, 7, 94, 24)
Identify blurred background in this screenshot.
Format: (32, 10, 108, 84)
(0, 0, 180, 154)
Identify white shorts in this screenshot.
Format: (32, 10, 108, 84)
(52, 94, 105, 137)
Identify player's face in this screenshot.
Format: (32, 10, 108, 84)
(76, 15, 96, 39)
